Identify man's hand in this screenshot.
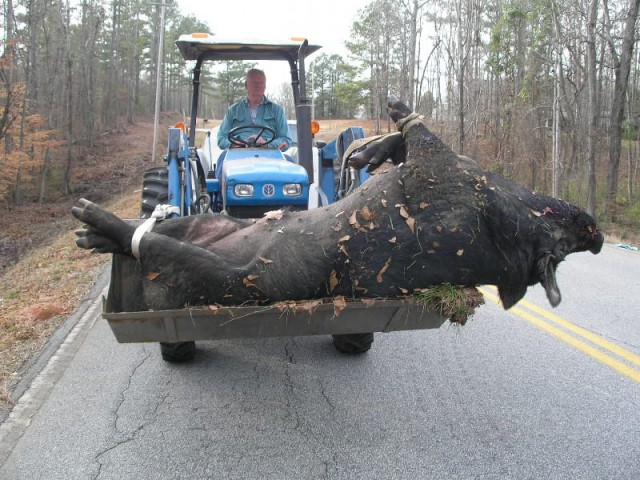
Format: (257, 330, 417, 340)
(248, 134, 267, 146)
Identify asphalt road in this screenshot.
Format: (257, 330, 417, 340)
(0, 244, 638, 479)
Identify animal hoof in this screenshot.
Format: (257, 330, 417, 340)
(387, 98, 413, 122)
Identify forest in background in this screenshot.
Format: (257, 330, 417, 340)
(0, 0, 639, 241)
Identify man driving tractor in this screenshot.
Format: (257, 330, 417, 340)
(217, 68, 292, 150)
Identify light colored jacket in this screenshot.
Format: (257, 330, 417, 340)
(217, 97, 292, 150)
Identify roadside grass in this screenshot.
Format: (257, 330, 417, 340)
(0, 191, 140, 404)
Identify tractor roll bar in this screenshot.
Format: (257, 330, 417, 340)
(188, 58, 204, 147)
(296, 40, 314, 183)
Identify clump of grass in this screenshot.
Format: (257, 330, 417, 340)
(4, 290, 19, 301)
(413, 284, 484, 325)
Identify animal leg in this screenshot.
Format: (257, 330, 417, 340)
(72, 198, 136, 255)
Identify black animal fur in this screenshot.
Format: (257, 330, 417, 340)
(72, 99, 603, 310)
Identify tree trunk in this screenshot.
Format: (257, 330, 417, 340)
(405, 0, 424, 109)
(64, 1, 74, 195)
(456, 0, 467, 155)
(4, 0, 19, 205)
(605, 0, 640, 218)
(458, 64, 465, 155)
(586, 0, 599, 217)
(38, 148, 51, 203)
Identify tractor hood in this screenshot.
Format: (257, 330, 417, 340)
(223, 158, 309, 186)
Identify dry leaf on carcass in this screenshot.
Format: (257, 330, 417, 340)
(361, 206, 374, 221)
(329, 269, 338, 291)
(333, 296, 347, 316)
(348, 210, 360, 228)
(361, 298, 376, 307)
(396, 204, 410, 218)
(243, 274, 259, 287)
(376, 257, 392, 283)
(406, 216, 416, 234)
(294, 299, 323, 314)
(264, 210, 284, 220)
(274, 300, 297, 312)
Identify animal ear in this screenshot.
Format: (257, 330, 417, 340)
(538, 255, 562, 307)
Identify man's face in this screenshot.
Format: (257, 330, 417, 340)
(246, 73, 266, 98)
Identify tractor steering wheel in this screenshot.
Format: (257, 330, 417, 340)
(228, 124, 276, 148)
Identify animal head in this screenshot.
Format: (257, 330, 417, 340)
(499, 203, 604, 309)
(386, 95, 605, 310)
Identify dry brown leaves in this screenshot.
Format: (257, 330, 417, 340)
(396, 203, 416, 234)
(0, 190, 140, 404)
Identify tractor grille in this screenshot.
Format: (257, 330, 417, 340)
(226, 205, 305, 219)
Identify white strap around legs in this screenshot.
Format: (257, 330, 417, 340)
(131, 204, 180, 259)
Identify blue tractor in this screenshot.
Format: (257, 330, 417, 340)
(140, 34, 368, 222)
(105, 34, 446, 362)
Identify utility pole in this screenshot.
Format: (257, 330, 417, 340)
(151, 1, 170, 164)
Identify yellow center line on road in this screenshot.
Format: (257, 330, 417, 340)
(478, 286, 640, 383)
(518, 297, 640, 367)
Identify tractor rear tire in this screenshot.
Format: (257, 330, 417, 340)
(140, 166, 169, 218)
(160, 341, 196, 363)
(332, 333, 374, 354)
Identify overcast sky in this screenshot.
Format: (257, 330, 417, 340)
(176, 0, 372, 91)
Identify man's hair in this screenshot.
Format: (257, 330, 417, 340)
(245, 68, 266, 86)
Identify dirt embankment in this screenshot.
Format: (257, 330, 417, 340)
(0, 119, 161, 404)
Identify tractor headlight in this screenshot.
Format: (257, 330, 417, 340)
(234, 184, 254, 197)
(283, 183, 302, 196)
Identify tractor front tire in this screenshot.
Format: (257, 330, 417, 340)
(160, 341, 196, 363)
(332, 333, 374, 354)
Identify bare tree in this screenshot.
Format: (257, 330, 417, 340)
(585, 0, 601, 217)
(603, 0, 640, 218)
(0, 0, 19, 144)
(271, 82, 295, 119)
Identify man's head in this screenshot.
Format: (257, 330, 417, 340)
(245, 69, 266, 105)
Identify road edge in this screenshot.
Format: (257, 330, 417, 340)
(0, 265, 110, 466)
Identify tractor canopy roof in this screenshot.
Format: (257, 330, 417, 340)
(176, 33, 322, 63)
